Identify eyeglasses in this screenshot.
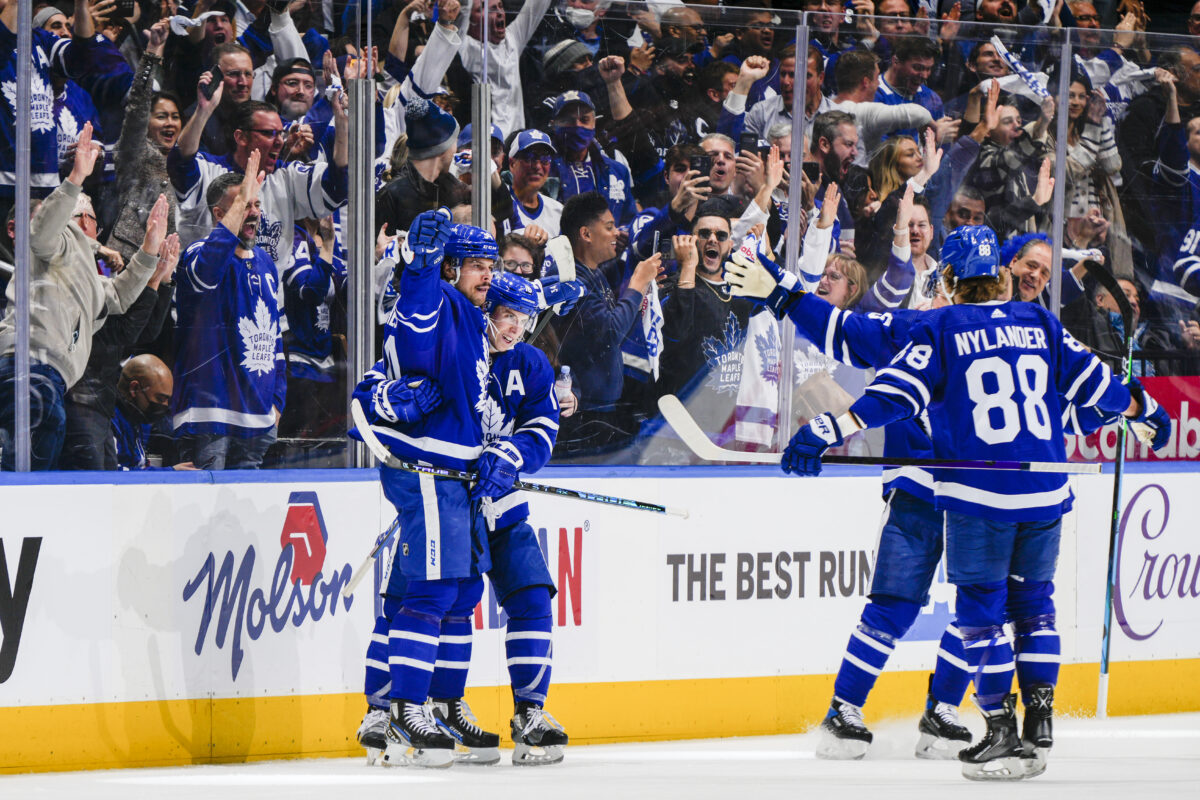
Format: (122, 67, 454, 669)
(695, 228, 729, 242)
(245, 128, 286, 139)
(952, 207, 985, 223)
(502, 259, 535, 273)
(1073, 14, 1100, 23)
(72, 212, 97, 224)
(516, 154, 553, 166)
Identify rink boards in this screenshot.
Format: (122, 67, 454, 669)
(0, 467, 1197, 772)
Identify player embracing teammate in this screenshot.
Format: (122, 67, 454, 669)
(730, 225, 1171, 780)
(349, 209, 582, 768)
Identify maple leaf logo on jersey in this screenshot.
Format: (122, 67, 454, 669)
(3, 72, 55, 133)
(56, 107, 79, 164)
(238, 298, 278, 376)
(702, 312, 747, 396)
(473, 356, 490, 413)
(755, 323, 780, 384)
(480, 395, 507, 443)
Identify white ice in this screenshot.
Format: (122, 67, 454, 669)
(5, 711, 1198, 800)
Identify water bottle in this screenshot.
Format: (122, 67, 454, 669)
(554, 366, 574, 404)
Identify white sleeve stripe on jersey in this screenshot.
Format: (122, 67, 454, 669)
(518, 426, 553, 450)
(876, 366, 931, 407)
(371, 423, 484, 461)
(824, 308, 841, 358)
(841, 340, 853, 365)
(881, 465, 934, 487)
(933, 478, 1072, 510)
(1179, 260, 1200, 286)
(1082, 368, 1112, 409)
(394, 316, 438, 334)
(184, 256, 220, 290)
(871, 285, 903, 308)
(1064, 357, 1099, 402)
(867, 382, 922, 416)
(396, 303, 442, 322)
(522, 415, 560, 431)
(879, 273, 901, 296)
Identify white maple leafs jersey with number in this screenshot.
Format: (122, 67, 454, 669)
(848, 300, 1133, 521)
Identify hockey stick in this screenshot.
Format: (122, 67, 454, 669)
(657, 394, 1101, 474)
(1084, 260, 1135, 719)
(341, 516, 401, 598)
(350, 399, 689, 518)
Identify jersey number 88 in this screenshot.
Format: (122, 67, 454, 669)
(964, 355, 1052, 445)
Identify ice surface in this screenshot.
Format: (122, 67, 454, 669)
(4, 712, 1197, 800)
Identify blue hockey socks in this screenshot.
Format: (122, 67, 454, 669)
(504, 586, 554, 706)
(831, 596, 920, 708)
(929, 623, 971, 706)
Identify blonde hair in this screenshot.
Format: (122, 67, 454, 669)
(942, 264, 1010, 304)
(826, 252, 867, 309)
(867, 135, 917, 202)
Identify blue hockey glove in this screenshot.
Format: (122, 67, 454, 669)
(781, 412, 845, 476)
(1126, 378, 1171, 451)
(725, 250, 803, 319)
(372, 377, 442, 424)
(471, 440, 523, 501)
(405, 208, 453, 270)
(536, 278, 587, 315)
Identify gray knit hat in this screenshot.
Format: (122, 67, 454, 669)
(33, 6, 64, 28)
(543, 40, 592, 79)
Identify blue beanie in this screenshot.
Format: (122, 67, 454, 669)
(406, 98, 460, 161)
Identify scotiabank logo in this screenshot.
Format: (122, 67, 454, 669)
(183, 492, 353, 680)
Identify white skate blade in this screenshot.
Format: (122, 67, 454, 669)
(381, 740, 454, 769)
(1021, 747, 1049, 779)
(815, 729, 869, 761)
(961, 756, 1026, 781)
(364, 746, 383, 766)
(915, 731, 969, 760)
(451, 745, 501, 766)
(512, 743, 565, 766)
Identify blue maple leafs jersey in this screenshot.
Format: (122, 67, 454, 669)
(351, 260, 490, 472)
(172, 226, 286, 436)
(849, 300, 1132, 522)
(283, 224, 346, 383)
(480, 343, 560, 528)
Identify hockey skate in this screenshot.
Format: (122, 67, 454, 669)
(816, 699, 873, 760)
(959, 694, 1024, 781)
(381, 699, 455, 768)
(355, 706, 390, 766)
(511, 701, 568, 766)
(431, 697, 501, 765)
(915, 676, 972, 760)
(1020, 684, 1054, 779)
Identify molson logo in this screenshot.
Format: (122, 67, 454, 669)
(183, 492, 353, 679)
(1114, 484, 1200, 641)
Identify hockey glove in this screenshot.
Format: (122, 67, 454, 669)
(404, 208, 453, 271)
(372, 377, 442, 425)
(781, 412, 846, 477)
(471, 440, 523, 501)
(536, 278, 587, 315)
(725, 250, 803, 319)
(1126, 378, 1172, 452)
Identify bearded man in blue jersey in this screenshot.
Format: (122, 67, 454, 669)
(780, 226, 1172, 781)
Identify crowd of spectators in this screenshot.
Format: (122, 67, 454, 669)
(2, 0, 1200, 469)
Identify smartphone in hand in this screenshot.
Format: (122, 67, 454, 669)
(202, 65, 224, 101)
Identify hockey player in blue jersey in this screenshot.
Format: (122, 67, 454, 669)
(348, 210, 494, 768)
(728, 235, 1151, 762)
(777, 226, 1171, 780)
(355, 269, 579, 767)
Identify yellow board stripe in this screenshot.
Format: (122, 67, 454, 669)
(3, 659, 1197, 774)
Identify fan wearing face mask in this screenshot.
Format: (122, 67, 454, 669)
(112, 354, 195, 470)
